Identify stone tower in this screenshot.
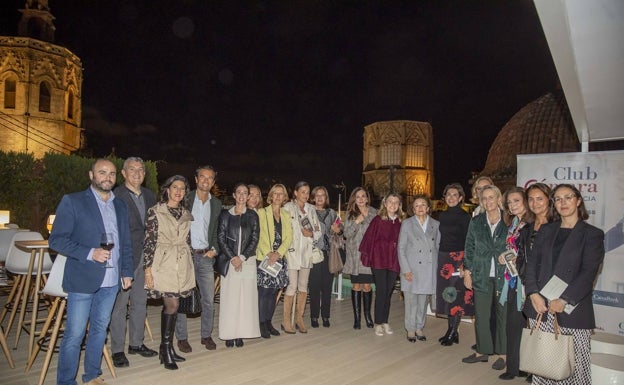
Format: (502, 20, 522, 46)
(0, 1, 84, 157)
(362, 120, 434, 200)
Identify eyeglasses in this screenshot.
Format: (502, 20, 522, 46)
(552, 194, 576, 204)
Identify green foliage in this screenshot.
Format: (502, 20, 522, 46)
(0, 151, 159, 235)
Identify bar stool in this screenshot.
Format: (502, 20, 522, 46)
(25, 255, 117, 385)
(1, 231, 52, 350)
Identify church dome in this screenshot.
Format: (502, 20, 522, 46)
(478, 90, 579, 191)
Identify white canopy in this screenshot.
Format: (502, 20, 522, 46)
(534, 0, 624, 149)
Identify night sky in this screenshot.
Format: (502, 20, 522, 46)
(2, 0, 559, 198)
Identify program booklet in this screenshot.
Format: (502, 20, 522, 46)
(539, 275, 578, 314)
(259, 256, 283, 278)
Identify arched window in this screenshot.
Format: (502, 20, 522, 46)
(39, 81, 51, 112)
(4, 78, 16, 109)
(67, 89, 74, 119)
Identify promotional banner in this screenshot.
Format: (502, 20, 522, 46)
(517, 150, 624, 335)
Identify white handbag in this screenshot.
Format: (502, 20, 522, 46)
(519, 313, 575, 380)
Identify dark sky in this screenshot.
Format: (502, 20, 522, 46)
(2, 0, 559, 197)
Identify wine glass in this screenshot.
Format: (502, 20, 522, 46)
(100, 232, 115, 268)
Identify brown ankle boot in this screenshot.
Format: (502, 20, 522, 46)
(295, 292, 308, 333)
(281, 295, 295, 334)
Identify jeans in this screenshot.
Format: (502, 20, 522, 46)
(372, 269, 398, 324)
(57, 285, 118, 385)
(176, 253, 215, 340)
(110, 265, 147, 353)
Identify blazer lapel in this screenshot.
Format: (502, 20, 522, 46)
(85, 188, 106, 235)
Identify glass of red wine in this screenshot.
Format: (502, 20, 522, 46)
(100, 232, 115, 268)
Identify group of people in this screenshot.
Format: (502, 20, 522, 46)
(48, 158, 604, 385)
(455, 177, 604, 384)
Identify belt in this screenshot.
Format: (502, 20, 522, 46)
(192, 248, 210, 254)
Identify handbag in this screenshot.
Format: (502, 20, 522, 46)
(215, 253, 230, 277)
(519, 313, 575, 380)
(178, 287, 201, 314)
(328, 233, 345, 274)
(311, 246, 324, 264)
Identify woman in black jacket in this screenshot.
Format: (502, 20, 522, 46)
(217, 183, 260, 348)
(524, 184, 604, 384)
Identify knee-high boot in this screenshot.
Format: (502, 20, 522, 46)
(167, 312, 185, 362)
(362, 291, 374, 328)
(439, 316, 453, 343)
(351, 291, 362, 329)
(281, 295, 296, 334)
(441, 314, 461, 346)
(160, 312, 179, 370)
(295, 292, 308, 333)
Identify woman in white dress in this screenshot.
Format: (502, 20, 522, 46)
(217, 183, 260, 347)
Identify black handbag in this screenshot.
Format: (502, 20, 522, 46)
(178, 287, 201, 314)
(215, 253, 230, 277)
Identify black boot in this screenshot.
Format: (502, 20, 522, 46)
(267, 320, 280, 336)
(260, 321, 271, 339)
(351, 291, 362, 329)
(160, 312, 179, 370)
(166, 313, 185, 362)
(438, 316, 453, 343)
(441, 314, 460, 346)
(362, 291, 374, 328)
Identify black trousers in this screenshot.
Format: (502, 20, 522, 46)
(372, 269, 398, 324)
(309, 251, 333, 319)
(258, 287, 279, 323)
(505, 287, 526, 375)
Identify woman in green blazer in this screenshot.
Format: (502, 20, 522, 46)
(461, 185, 508, 371)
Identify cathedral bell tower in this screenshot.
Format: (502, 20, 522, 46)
(0, 1, 84, 157)
(19, 1, 56, 43)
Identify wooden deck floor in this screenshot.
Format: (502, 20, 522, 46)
(1, 291, 528, 385)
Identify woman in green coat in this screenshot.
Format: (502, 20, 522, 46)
(461, 185, 508, 371)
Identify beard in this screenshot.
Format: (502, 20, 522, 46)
(92, 179, 114, 193)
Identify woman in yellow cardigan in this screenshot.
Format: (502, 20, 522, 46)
(256, 184, 293, 339)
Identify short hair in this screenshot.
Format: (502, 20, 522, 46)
(248, 184, 264, 208)
(378, 193, 405, 221)
(123, 156, 144, 170)
(311, 186, 330, 208)
(479, 184, 503, 211)
(195, 165, 217, 177)
(160, 175, 189, 206)
(409, 194, 431, 216)
(266, 183, 288, 206)
(90, 158, 114, 172)
(443, 183, 465, 202)
(471, 176, 493, 203)
(552, 183, 589, 221)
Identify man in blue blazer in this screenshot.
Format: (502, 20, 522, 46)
(50, 159, 133, 385)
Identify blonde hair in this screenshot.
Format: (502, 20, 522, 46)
(266, 183, 287, 206)
(378, 193, 405, 221)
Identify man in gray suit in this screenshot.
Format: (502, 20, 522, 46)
(175, 165, 222, 352)
(110, 157, 158, 367)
